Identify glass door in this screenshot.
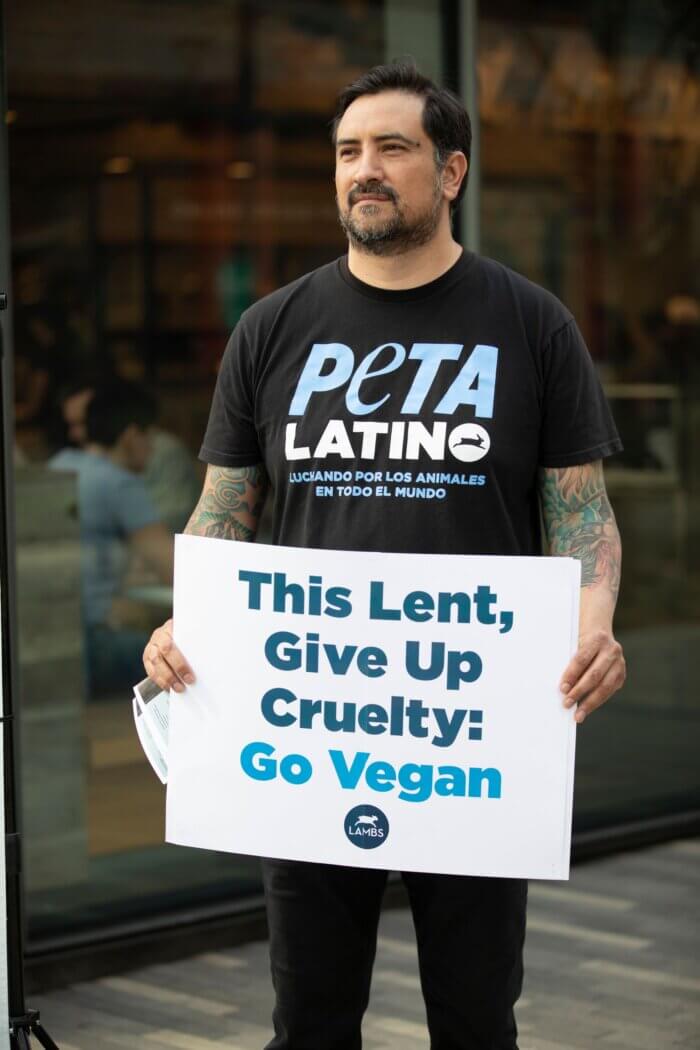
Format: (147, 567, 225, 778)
(4, 0, 448, 947)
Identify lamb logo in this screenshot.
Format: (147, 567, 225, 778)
(344, 804, 389, 850)
(448, 423, 491, 463)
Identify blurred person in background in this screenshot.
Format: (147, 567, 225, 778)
(13, 259, 81, 459)
(60, 382, 96, 448)
(49, 381, 174, 697)
(58, 381, 202, 532)
(13, 330, 54, 461)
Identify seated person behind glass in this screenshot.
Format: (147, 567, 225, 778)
(49, 381, 173, 697)
(61, 382, 201, 532)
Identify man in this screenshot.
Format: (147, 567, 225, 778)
(61, 384, 95, 447)
(59, 382, 201, 531)
(143, 62, 626, 1049)
(50, 381, 174, 695)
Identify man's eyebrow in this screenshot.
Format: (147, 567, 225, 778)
(336, 132, 421, 148)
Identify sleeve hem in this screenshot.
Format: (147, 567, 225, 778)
(539, 437, 623, 468)
(198, 445, 262, 468)
(126, 514, 162, 535)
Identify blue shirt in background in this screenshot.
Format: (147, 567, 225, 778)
(49, 448, 161, 625)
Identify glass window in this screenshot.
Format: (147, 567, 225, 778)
(6, 0, 445, 943)
(479, 1, 700, 828)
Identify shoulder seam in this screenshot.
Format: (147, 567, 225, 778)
(238, 265, 326, 370)
(542, 317, 575, 354)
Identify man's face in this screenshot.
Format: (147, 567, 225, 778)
(63, 388, 94, 446)
(122, 424, 153, 473)
(334, 90, 446, 256)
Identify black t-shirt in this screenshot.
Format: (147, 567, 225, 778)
(200, 251, 622, 556)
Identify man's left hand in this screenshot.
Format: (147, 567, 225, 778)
(559, 629, 626, 724)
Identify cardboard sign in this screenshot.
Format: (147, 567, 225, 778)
(166, 536, 580, 879)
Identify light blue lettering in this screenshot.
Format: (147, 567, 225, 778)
(345, 343, 405, 416)
(289, 343, 354, 415)
(468, 767, 502, 798)
(397, 763, 433, 803)
(365, 761, 395, 792)
(435, 344, 498, 418)
(329, 749, 370, 789)
(401, 343, 463, 413)
(240, 740, 276, 779)
(280, 753, 313, 785)
(240, 741, 313, 784)
(435, 766, 467, 796)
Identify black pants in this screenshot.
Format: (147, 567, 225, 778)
(262, 859, 527, 1050)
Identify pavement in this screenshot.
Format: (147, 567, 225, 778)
(34, 837, 700, 1049)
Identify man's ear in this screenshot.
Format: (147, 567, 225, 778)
(442, 151, 468, 204)
(120, 423, 138, 447)
(118, 423, 144, 461)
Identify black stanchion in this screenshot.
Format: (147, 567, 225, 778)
(0, 292, 59, 1048)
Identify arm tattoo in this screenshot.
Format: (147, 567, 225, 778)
(539, 462, 621, 598)
(185, 464, 267, 541)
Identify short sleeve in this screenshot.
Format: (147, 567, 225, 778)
(539, 319, 623, 467)
(199, 322, 262, 467)
(111, 474, 161, 535)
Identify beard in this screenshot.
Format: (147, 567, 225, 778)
(337, 179, 443, 256)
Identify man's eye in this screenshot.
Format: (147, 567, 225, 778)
(339, 149, 357, 159)
(383, 144, 404, 152)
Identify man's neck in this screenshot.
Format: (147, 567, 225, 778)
(346, 228, 463, 291)
(85, 442, 125, 469)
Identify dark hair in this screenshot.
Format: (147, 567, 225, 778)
(58, 367, 113, 405)
(331, 59, 471, 213)
(85, 380, 156, 447)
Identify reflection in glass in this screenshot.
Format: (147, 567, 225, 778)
(6, 0, 409, 943)
(479, 2, 700, 828)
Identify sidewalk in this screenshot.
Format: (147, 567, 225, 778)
(35, 838, 700, 1049)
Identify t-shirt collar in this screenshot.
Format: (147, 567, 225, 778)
(337, 249, 473, 302)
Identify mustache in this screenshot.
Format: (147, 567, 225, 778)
(348, 182, 398, 207)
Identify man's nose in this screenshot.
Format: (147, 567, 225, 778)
(354, 148, 384, 185)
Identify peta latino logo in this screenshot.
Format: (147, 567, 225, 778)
(344, 804, 389, 849)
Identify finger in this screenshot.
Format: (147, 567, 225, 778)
(151, 622, 195, 686)
(563, 646, 618, 707)
(559, 631, 606, 693)
(144, 642, 185, 693)
(573, 659, 626, 723)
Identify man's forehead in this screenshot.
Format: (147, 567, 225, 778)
(64, 389, 93, 418)
(336, 90, 426, 143)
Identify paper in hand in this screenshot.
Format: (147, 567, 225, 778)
(132, 677, 169, 783)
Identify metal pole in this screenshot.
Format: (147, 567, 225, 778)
(0, 0, 25, 1031)
(460, 0, 480, 253)
(0, 3, 58, 1045)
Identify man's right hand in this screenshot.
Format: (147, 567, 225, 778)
(142, 463, 267, 692)
(143, 618, 195, 693)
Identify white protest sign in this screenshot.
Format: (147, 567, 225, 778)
(167, 536, 580, 880)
